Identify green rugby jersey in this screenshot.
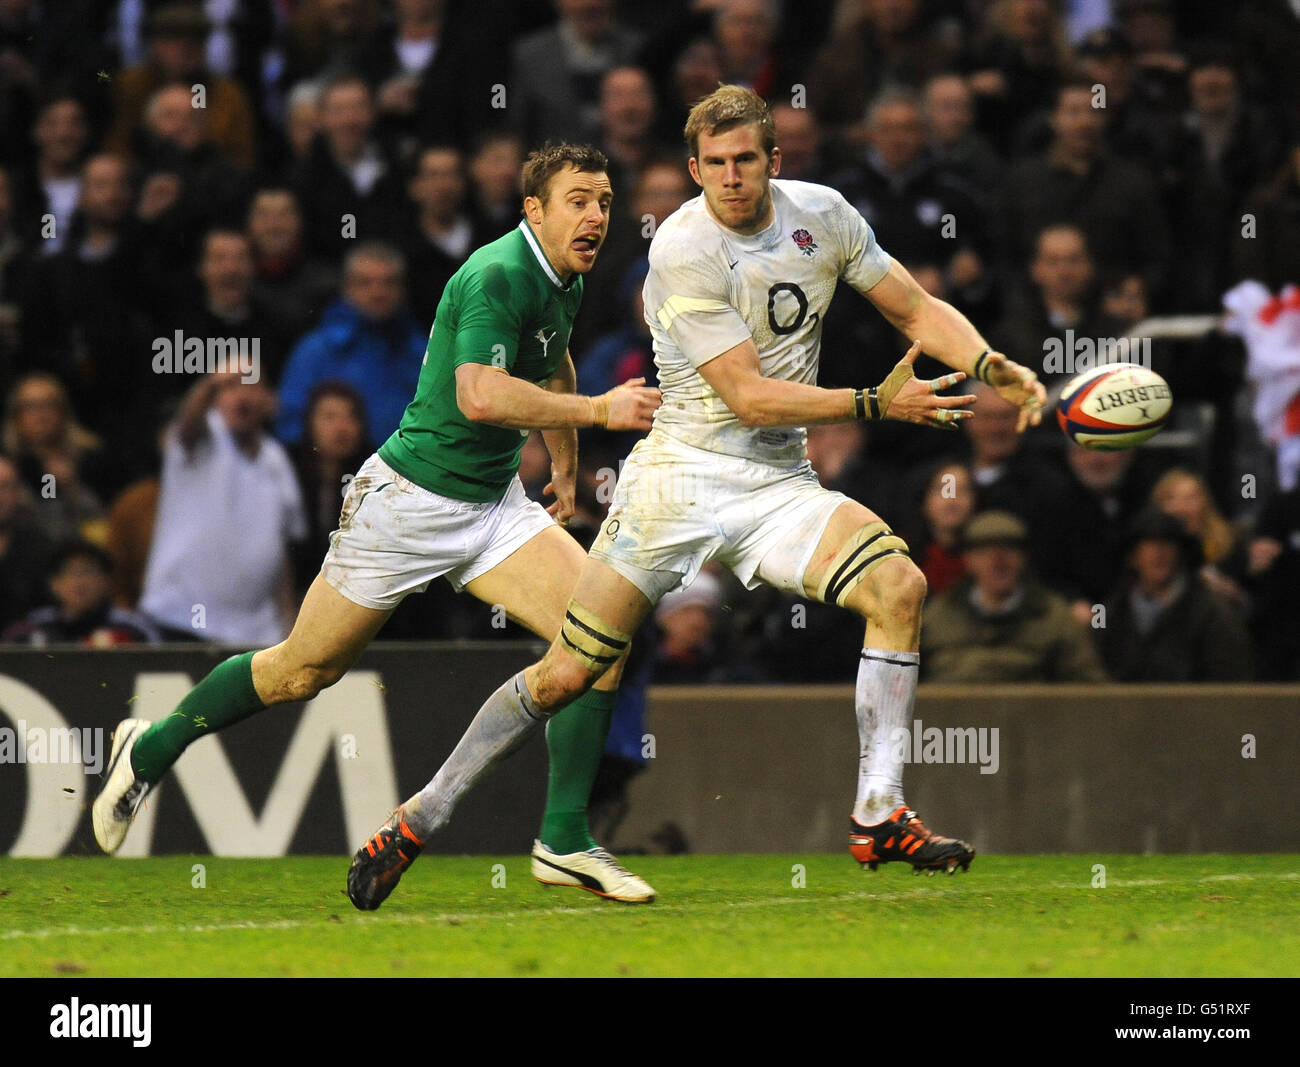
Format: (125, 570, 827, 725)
(379, 220, 583, 502)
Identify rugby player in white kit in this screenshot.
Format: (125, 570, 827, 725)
(352, 86, 1048, 901)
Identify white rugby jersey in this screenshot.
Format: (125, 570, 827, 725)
(643, 178, 893, 465)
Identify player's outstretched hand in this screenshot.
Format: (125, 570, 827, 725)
(982, 351, 1046, 432)
(880, 341, 975, 431)
(600, 377, 662, 431)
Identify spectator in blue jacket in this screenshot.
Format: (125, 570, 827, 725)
(274, 241, 425, 446)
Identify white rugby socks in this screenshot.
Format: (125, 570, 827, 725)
(852, 648, 920, 826)
(403, 671, 545, 840)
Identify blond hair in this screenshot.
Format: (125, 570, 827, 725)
(684, 84, 775, 160)
(3, 372, 101, 460)
(1150, 468, 1236, 564)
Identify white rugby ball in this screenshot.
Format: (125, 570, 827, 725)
(1056, 362, 1172, 451)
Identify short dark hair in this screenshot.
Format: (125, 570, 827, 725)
(304, 380, 368, 435)
(49, 539, 113, 578)
(201, 227, 252, 256)
(521, 142, 609, 205)
(1054, 77, 1101, 109)
(319, 73, 371, 108)
(684, 84, 775, 160)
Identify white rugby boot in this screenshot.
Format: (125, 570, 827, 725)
(531, 840, 656, 903)
(92, 719, 153, 854)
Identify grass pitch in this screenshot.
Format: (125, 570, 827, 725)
(1, 854, 1296, 977)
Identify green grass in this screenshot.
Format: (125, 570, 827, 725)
(1, 855, 1296, 977)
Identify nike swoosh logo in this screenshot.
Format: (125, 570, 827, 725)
(728, 259, 738, 270)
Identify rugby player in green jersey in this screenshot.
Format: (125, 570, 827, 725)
(94, 144, 663, 903)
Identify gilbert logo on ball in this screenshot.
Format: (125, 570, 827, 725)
(1057, 362, 1172, 451)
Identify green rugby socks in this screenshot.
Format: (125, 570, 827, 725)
(539, 687, 616, 854)
(129, 651, 266, 783)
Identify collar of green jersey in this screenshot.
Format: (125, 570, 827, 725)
(518, 220, 576, 291)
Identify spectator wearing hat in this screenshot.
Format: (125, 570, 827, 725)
(920, 510, 1108, 683)
(105, 3, 256, 170)
(1097, 508, 1254, 681)
(1075, 25, 1177, 163)
(652, 569, 766, 685)
(2, 540, 159, 646)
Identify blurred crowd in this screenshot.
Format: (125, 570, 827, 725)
(0, 0, 1297, 683)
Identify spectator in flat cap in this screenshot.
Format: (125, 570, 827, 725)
(1075, 25, 1178, 162)
(1097, 508, 1254, 681)
(920, 510, 1109, 683)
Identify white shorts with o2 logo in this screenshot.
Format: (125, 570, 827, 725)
(321, 453, 555, 610)
(589, 429, 850, 605)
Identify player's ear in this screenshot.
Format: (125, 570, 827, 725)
(767, 146, 781, 178)
(687, 157, 704, 188)
(523, 194, 543, 224)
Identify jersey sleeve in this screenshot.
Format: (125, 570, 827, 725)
(833, 190, 893, 293)
(450, 259, 526, 371)
(645, 243, 753, 368)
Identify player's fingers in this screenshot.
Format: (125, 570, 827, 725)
(900, 339, 922, 365)
(620, 377, 647, 388)
(937, 394, 977, 408)
(543, 480, 555, 498)
(929, 371, 966, 393)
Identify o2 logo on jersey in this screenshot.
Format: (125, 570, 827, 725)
(767, 282, 818, 336)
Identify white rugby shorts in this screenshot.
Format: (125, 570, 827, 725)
(321, 453, 555, 610)
(589, 430, 850, 604)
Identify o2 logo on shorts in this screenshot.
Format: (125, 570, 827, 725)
(604, 518, 620, 542)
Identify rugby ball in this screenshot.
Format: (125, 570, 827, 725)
(1057, 363, 1172, 450)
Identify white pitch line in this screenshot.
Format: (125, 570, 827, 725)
(4, 871, 1295, 943)
(0, 886, 957, 942)
(1047, 872, 1299, 890)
